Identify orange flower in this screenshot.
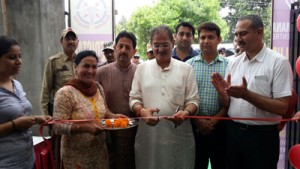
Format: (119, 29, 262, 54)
(105, 118, 129, 128)
(105, 119, 112, 127)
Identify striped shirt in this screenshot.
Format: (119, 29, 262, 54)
(186, 54, 228, 116)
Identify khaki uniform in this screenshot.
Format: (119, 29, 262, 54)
(40, 52, 75, 115)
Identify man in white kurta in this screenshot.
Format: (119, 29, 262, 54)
(129, 25, 199, 169)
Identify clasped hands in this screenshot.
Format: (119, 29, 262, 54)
(193, 118, 216, 135)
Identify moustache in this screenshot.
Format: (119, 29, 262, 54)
(118, 53, 128, 58)
(68, 44, 75, 48)
(238, 41, 246, 46)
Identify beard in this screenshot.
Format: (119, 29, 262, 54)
(177, 41, 192, 50)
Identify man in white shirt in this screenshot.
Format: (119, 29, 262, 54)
(212, 15, 292, 169)
(129, 25, 199, 169)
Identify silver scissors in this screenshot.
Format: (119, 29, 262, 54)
(174, 105, 180, 128)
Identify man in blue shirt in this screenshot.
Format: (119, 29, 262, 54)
(172, 22, 199, 62)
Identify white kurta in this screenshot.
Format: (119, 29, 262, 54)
(129, 58, 199, 169)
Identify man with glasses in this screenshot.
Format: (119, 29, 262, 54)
(130, 25, 199, 169)
(172, 22, 199, 62)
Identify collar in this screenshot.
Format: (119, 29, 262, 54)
(172, 47, 199, 61)
(195, 53, 226, 63)
(62, 52, 75, 62)
(115, 62, 136, 72)
(242, 45, 266, 63)
(154, 58, 173, 71)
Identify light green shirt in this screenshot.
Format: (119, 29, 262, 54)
(186, 54, 228, 116)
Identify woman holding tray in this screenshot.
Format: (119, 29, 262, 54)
(53, 50, 125, 169)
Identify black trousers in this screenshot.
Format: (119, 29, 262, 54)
(194, 121, 227, 169)
(226, 121, 279, 169)
(109, 126, 137, 169)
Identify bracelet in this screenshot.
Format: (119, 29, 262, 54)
(11, 120, 16, 131)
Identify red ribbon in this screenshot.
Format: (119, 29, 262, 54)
(183, 115, 295, 122)
(39, 116, 297, 140)
(39, 119, 94, 140)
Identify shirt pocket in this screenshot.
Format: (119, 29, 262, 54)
(254, 75, 270, 96)
(57, 71, 72, 77)
(57, 71, 73, 83)
(170, 84, 185, 106)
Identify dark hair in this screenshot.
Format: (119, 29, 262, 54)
(150, 25, 174, 43)
(0, 36, 19, 58)
(175, 22, 196, 36)
(238, 14, 264, 30)
(115, 31, 137, 49)
(197, 22, 221, 37)
(75, 50, 98, 65)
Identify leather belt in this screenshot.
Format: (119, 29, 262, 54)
(230, 121, 277, 131)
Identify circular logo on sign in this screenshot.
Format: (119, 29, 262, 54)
(74, 0, 110, 28)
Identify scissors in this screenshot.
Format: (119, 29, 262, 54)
(174, 105, 180, 128)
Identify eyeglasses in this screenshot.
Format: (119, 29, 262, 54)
(152, 43, 170, 49)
